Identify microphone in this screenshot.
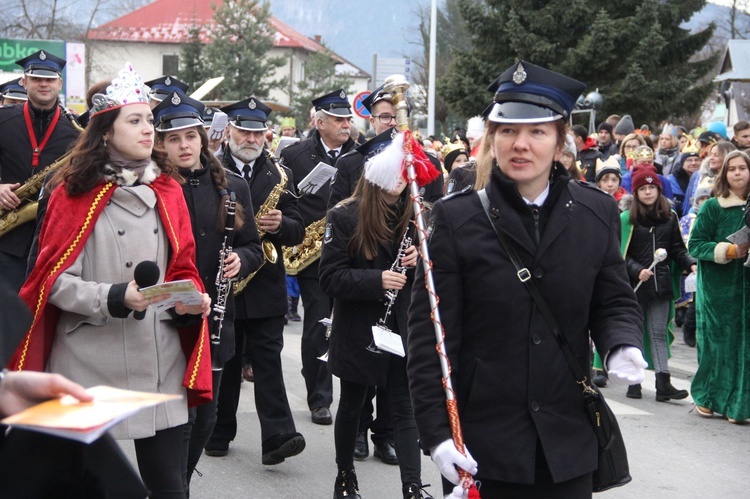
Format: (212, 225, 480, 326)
(134, 260, 160, 320)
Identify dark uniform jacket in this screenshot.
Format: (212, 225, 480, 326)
(221, 149, 304, 319)
(624, 211, 695, 301)
(319, 198, 413, 387)
(407, 164, 644, 485)
(279, 129, 355, 279)
(0, 101, 80, 257)
(328, 129, 444, 209)
(179, 165, 264, 364)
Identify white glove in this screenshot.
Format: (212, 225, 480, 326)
(430, 439, 478, 486)
(606, 346, 648, 386)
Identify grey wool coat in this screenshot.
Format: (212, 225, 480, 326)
(47, 183, 188, 439)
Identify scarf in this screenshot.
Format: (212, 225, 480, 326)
(104, 148, 157, 186)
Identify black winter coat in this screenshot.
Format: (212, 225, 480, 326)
(221, 150, 304, 318)
(180, 165, 264, 364)
(624, 211, 695, 301)
(407, 164, 644, 485)
(318, 198, 413, 386)
(0, 102, 79, 258)
(279, 129, 355, 279)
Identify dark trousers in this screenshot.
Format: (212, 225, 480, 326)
(134, 424, 190, 499)
(358, 385, 394, 446)
(211, 315, 296, 444)
(335, 354, 420, 484)
(441, 441, 592, 498)
(298, 275, 333, 410)
(0, 249, 28, 293)
(185, 369, 223, 488)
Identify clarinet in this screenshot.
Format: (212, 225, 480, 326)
(380, 232, 412, 326)
(211, 191, 237, 371)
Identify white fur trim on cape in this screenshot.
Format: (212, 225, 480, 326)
(715, 241, 732, 264)
(103, 161, 161, 186)
(717, 190, 746, 208)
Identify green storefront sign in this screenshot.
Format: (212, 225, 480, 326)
(0, 39, 65, 72)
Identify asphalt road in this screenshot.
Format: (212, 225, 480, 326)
(119, 315, 750, 498)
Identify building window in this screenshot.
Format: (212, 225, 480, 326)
(163, 54, 179, 75)
(298, 60, 305, 82)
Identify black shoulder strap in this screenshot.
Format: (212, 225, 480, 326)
(477, 189, 591, 390)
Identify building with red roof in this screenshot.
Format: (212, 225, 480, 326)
(85, 0, 370, 114)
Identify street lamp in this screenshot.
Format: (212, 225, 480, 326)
(571, 88, 603, 135)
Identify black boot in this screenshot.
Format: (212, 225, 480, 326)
(592, 369, 608, 387)
(626, 384, 642, 399)
(290, 297, 301, 321)
(674, 306, 686, 327)
(334, 468, 361, 499)
(403, 482, 434, 499)
(655, 372, 688, 401)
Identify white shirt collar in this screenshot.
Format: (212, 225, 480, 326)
(522, 182, 550, 206)
(232, 154, 255, 176)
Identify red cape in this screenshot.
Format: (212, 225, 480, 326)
(8, 175, 213, 407)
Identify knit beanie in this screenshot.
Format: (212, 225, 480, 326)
(614, 115, 635, 136)
(597, 122, 614, 135)
(631, 165, 662, 193)
(595, 157, 622, 183)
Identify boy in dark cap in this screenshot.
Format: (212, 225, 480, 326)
(0, 79, 27, 105)
(596, 121, 618, 160)
(144, 75, 189, 106)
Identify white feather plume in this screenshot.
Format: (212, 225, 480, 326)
(364, 132, 405, 191)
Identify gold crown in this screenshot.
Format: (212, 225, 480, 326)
(281, 117, 296, 128)
(627, 147, 655, 162)
(681, 136, 700, 154)
(441, 136, 466, 158)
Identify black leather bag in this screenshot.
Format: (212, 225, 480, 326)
(478, 189, 632, 493)
(584, 385, 632, 492)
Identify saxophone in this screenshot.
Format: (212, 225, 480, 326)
(0, 153, 69, 238)
(283, 217, 326, 275)
(233, 149, 288, 296)
(211, 192, 237, 371)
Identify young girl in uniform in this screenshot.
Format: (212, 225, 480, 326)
(152, 90, 264, 489)
(319, 150, 428, 498)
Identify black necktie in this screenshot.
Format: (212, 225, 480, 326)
(242, 163, 252, 181)
(328, 150, 338, 162)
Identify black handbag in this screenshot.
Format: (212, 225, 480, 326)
(478, 190, 632, 492)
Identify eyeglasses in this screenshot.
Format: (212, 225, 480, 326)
(372, 114, 398, 124)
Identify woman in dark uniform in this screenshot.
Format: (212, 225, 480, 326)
(152, 91, 264, 491)
(319, 158, 428, 498)
(407, 61, 647, 498)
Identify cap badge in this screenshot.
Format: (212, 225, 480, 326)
(339, 90, 346, 99)
(646, 176, 654, 184)
(165, 76, 172, 86)
(248, 99, 257, 110)
(39, 51, 47, 61)
(171, 92, 181, 105)
(206, 108, 213, 115)
(512, 62, 527, 85)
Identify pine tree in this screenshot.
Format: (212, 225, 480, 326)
(288, 45, 352, 132)
(203, 0, 286, 100)
(439, 0, 716, 125)
(178, 22, 206, 91)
